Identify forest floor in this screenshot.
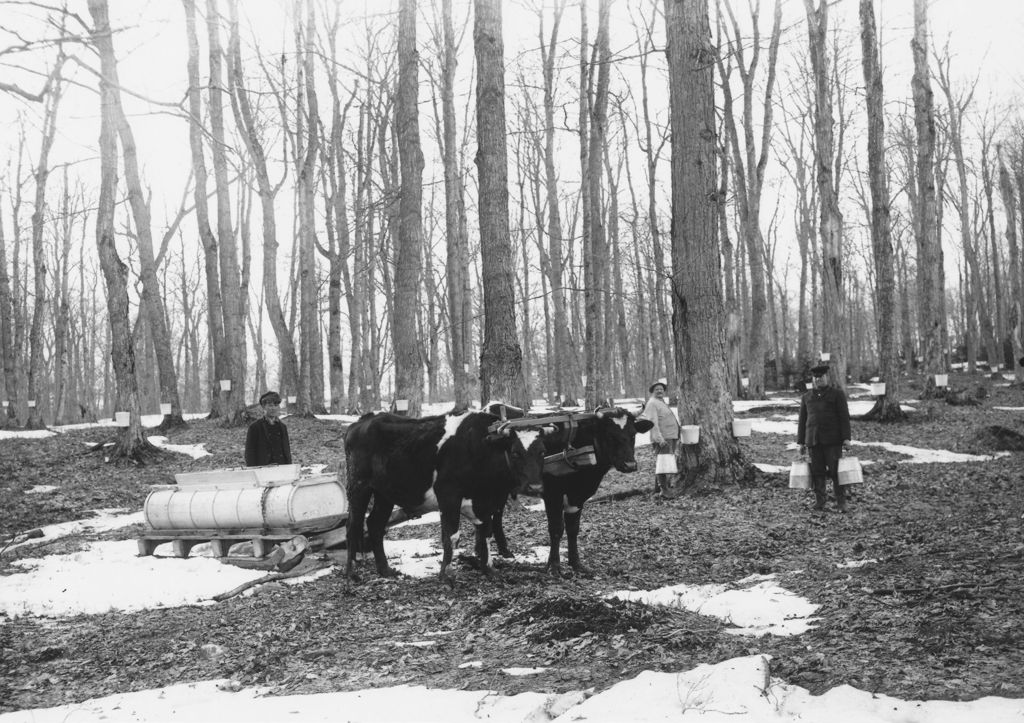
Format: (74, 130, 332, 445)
(2, 373, 1024, 715)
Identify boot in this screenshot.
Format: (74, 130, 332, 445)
(834, 481, 848, 513)
(812, 479, 827, 511)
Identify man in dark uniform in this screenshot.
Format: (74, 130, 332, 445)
(245, 391, 292, 466)
(797, 365, 852, 512)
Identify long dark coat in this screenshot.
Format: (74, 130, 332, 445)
(244, 418, 292, 466)
(797, 386, 851, 447)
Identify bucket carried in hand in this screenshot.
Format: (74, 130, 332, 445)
(788, 461, 811, 489)
(837, 457, 863, 485)
(655, 453, 678, 475)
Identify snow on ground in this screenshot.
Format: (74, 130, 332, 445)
(23, 485, 57, 495)
(608, 573, 820, 637)
(0, 428, 55, 440)
(146, 436, 210, 459)
(4, 509, 143, 552)
(848, 440, 1010, 464)
(994, 406, 1024, 411)
(5, 653, 1023, 723)
(0, 538, 332, 620)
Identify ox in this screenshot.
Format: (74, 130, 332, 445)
(343, 411, 545, 581)
(491, 407, 653, 577)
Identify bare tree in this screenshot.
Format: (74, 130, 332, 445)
(227, 0, 299, 402)
(998, 147, 1023, 382)
(802, 0, 847, 391)
(475, 0, 526, 407)
(438, 0, 473, 410)
(88, 0, 156, 461)
(717, 0, 782, 399)
(393, 0, 426, 415)
(911, 0, 946, 393)
(859, 0, 904, 421)
(664, 0, 749, 493)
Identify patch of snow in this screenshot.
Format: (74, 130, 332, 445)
(24, 485, 58, 495)
(836, 559, 878, 569)
(9, 654, 1022, 723)
(607, 574, 819, 637)
(994, 406, 1024, 411)
(0, 539, 333, 621)
(147, 435, 210, 459)
(753, 463, 789, 474)
(751, 418, 798, 435)
(503, 667, 548, 676)
(4, 509, 143, 552)
(849, 440, 1010, 464)
(390, 640, 437, 648)
(733, 399, 798, 412)
(458, 661, 483, 669)
(0, 428, 55, 440)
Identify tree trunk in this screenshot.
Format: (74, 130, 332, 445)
(25, 60, 65, 429)
(89, 0, 154, 461)
(803, 0, 847, 392)
(475, 0, 526, 407)
(227, 0, 299, 402)
(664, 0, 749, 492)
(113, 95, 185, 431)
(718, 0, 782, 400)
(205, 0, 246, 423)
(911, 0, 946, 395)
(442, 0, 472, 411)
(393, 0, 425, 416)
(998, 149, 1024, 382)
(0, 190, 16, 427)
(182, 0, 226, 419)
(859, 0, 905, 421)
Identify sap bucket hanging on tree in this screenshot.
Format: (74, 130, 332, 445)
(838, 457, 864, 485)
(789, 461, 811, 489)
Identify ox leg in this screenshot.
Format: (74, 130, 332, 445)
(345, 487, 372, 580)
(366, 499, 398, 577)
(565, 507, 593, 577)
(491, 500, 514, 559)
(437, 501, 462, 583)
(472, 503, 493, 577)
(543, 496, 566, 577)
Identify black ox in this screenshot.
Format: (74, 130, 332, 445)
(344, 411, 546, 581)
(492, 406, 653, 576)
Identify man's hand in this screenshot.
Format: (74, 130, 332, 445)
(799, 444, 806, 457)
(842, 441, 851, 453)
(653, 435, 665, 447)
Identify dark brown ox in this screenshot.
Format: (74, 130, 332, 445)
(343, 411, 546, 581)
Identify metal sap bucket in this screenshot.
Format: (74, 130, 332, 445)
(680, 425, 700, 444)
(837, 457, 864, 485)
(144, 473, 346, 532)
(789, 461, 811, 489)
(732, 419, 752, 437)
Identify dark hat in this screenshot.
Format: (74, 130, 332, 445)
(649, 378, 668, 393)
(259, 390, 282, 405)
(810, 365, 830, 377)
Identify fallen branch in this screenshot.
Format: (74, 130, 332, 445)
(211, 562, 331, 602)
(866, 580, 1001, 596)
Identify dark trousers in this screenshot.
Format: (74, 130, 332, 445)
(808, 443, 846, 507)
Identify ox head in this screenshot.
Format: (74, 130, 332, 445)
(594, 407, 654, 473)
(489, 422, 550, 494)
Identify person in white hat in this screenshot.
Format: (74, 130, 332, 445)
(639, 379, 680, 494)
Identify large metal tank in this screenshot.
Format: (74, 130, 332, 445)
(144, 473, 346, 532)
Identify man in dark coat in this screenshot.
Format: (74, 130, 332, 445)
(245, 391, 292, 466)
(797, 365, 852, 512)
